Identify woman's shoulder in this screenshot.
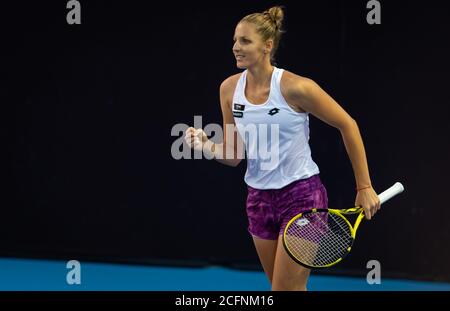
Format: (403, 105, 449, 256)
(220, 72, 243, 95)
(281, 70, 315, 88)
(280, 70, 316, 99)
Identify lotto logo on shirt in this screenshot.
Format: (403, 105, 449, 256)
(268, 108, 280, 116)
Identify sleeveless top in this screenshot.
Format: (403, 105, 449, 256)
(232, 67, 320, 189)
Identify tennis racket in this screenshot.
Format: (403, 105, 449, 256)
(282, 182, 404, 269)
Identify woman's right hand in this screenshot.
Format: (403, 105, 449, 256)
(184, 127, 208, 152)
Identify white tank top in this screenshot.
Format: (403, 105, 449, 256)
(232, 67, 320, 189)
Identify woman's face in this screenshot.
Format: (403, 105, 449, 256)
(233, 22, 269, 69)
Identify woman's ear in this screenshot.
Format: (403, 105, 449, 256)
(265, 39, 274, 54)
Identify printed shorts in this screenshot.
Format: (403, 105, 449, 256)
(246, 174, 328, 240)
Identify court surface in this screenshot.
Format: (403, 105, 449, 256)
(0, 258, 449, 291)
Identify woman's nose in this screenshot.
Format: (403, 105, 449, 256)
(232, 42, 240, 53)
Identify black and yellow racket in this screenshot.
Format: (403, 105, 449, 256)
(282, 182, 404, 269)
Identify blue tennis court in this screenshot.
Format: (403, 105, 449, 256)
(1, 258, 449, 291)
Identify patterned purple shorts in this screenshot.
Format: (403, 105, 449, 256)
(246, 174, 328, 240)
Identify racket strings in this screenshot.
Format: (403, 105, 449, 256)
(287, 216, 350, 266)
(288, 213, 351, 251)
(313, 214, 353, 265)
(290, 213, 352, 265)
(287, 219, 349, 265)
(307, 213, 353, 259)
(285, 212, 353, 267)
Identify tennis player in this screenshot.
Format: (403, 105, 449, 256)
(185, 6, 380, 291)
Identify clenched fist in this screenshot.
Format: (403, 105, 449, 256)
(184, 127, 215, 158)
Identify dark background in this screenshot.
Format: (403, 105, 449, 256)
(1, 0, 449, 282)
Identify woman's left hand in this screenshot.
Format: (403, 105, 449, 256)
(355, 187, 381, 220)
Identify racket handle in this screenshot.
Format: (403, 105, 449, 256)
(378, 182, 404, 205)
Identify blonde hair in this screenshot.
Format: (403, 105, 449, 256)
(240, 6, 286, 65)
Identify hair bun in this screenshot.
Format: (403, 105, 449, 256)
(264, 6, 284, 30)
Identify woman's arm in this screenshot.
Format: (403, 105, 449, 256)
(213, 75, 244, 167)
(282, 73, 381, 219)
(185, 75, 243, 167)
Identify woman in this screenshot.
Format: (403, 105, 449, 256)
(184, 6, 380, 291)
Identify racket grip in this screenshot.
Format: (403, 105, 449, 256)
(378, 182, 404, 205)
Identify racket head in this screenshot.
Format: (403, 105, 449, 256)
(282, 208, 356, 269)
